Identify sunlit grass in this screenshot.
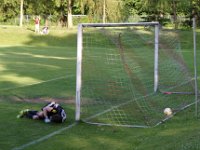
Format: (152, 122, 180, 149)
(0, 73, 42, 85)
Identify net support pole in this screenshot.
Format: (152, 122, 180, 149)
(154, 24, 159, 92)
(193, 17, 198, 117)
(76, 24, 83, 121)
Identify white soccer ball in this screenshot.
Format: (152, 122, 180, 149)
(163, 108, 172, 116)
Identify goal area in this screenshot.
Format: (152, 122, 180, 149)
(76, 22, 196, 128)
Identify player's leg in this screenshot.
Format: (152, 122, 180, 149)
(26, 110, 39, 119)
(17, 109, 29, 118)
(17, 109, 39, 119)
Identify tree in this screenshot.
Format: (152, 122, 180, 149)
(0, 0, 20, 22)
(0, 0, 197, 28)
(81, 0, 124, 23)
(19, 0, 23, 27)
(190, 0, 200, 25)
(127, 0, 190, 29)
(67, 0, 73, 28)
(103, 0, 106, 23)
(134, 0, 169, 21)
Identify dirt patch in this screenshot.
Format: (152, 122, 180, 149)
(7, 96, 75, 104)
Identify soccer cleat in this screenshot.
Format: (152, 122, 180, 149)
(17, 109, 29, 118)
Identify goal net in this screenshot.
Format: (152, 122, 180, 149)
(76, 22, 196, 128)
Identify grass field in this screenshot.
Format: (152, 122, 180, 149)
(0, 26, 200, 150)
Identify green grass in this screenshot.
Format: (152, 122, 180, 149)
(0, 26, 200, 150)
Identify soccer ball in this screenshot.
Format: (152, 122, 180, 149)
(163, 108, 172, 116)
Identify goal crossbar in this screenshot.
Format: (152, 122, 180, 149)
(80, 22, 159, 27)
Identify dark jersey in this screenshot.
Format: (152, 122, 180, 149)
(42, 102, 67, 123)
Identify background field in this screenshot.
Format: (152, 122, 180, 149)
(0, 26, 200, 150)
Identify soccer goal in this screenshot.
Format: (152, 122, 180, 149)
(76, 22, 197, 128)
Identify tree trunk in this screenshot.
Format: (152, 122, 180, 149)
(19, 0, 23, 27)
(67, 0, 73, 28)
(172, 0, 178, 29)
(103, 0, 106, 23)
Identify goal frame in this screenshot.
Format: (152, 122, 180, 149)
(75, 22, 160, 121)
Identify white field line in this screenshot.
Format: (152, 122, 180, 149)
(12, 122, 77, 150)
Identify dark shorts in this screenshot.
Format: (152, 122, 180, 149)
(26, 110, 44, 120)
(50, 114, 63, 123)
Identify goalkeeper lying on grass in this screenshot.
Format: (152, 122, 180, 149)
(17, 101, 67, 123)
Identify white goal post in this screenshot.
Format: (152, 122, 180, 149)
(76, 22, 160, 122)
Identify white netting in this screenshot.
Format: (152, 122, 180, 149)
(79, 25, 195, 127)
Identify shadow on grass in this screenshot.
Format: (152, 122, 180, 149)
(24, 29, 77, 47)
(0, 30, 77, 101)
